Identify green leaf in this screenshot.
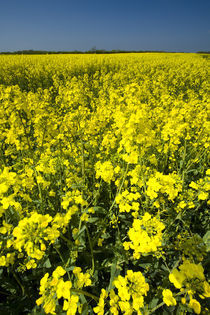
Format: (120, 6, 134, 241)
(149, 298, 159, 309)
(203, 231, 210, 252)
(43, 258, 51, 268)
(88, 217, 99, 223)
(108, 261, 120, 291)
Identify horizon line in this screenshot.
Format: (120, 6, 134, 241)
(1, 49, 210, 55)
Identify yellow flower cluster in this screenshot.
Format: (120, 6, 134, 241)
(0, 168, 16, 196)
(36, 266, 78, 314)
(0, 220, 15, 267)
(0, 167, 22, 216)
(169, 260, 210, 314)
(189, 169, 210, 201)
(112, 270, 149, 314)
(115, 189, 140, 214)
(146, 172, 182, 201)
(175, 233, 206, 262)
(37, 266, 92, 314)
(95, 161, 114, 183)
(12, 212, 60, 266)
(61, 190, 88, 210)
(93, 288, 108, 315)
(123, 212, 165, 259)
(94, 270, 149, 315)
(73, 266, 92, 288)
(52, 205, 79, 234)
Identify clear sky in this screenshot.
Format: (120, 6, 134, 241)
(0, 0, 209, 52)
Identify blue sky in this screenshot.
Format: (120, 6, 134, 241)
(0, 0, 209, 52)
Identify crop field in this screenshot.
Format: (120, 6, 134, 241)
(0, 53, 209, 314)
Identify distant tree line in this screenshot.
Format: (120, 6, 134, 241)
(0, 49, 183, 55)
(0, 49, 209, 55)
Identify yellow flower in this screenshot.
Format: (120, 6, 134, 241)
(162, 289, 176, 306)
(52, 266, 66, 279)
(98, 238, 104, 246)
(198, 191, 208, 200)
(203, 281, 210, 298)
(81, 213, 89, 222)
(63, 295, 79, 315)
(124, 214, 165, 258)
(112, 270, 149, 314)
(93, 289, 108, 315)
(26, 259, 37, 269)
(118, 301, 133, 315)
(56, 279, 72, 300)
(43, 297, 56, 314)
(169, 269, 185, 289)
(40, 273, 49, 288)
(36, 296, 44, 306)
(189, 181, 199, 190)
(109, 289, 119, 315)
(95, 161, 114, 183)
(49, 190, 55, 197)
(73, 267, 92, 288)
(189, 299, 201, 314)
(0, 256, 6, 266)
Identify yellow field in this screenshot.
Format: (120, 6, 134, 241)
(0, 53, 209, 314)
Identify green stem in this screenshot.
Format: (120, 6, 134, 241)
(139, 156, 149, 211)
(162, 202, 200, 237)
(34, 169, 44, 214)
(17, 110, 32, 152)
(181, 138, 187, 185)
(92, 162, 130, 247)
(149, 301, 165, 314)
(59, 139, 64, 199)
(109, 162, 130, 213)
(85, 223, 95, 274)
(54, 246, 71, 280)
(71, 288, 99, 302)
(185, 147, 207, 173)
(60, 234, 73, 246)
(13, 272, 25, 296)
(0, 290, 11, 296)
(78, 139, 86, 233)
(81, 140, 85, 183)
